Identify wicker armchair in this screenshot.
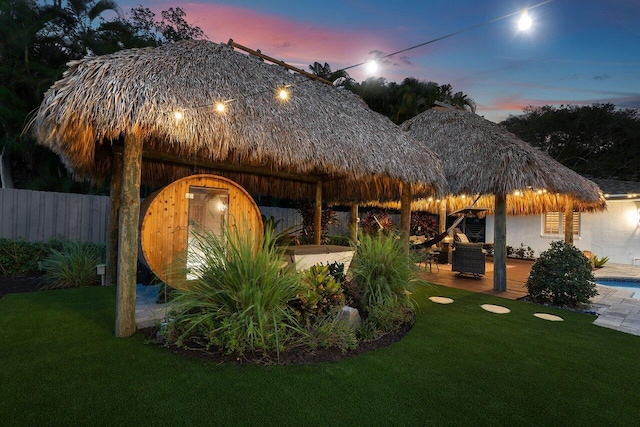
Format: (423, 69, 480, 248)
(451, 242, 486, 278)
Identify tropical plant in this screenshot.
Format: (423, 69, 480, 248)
(291, 264, 345, 324)
(165, 226, 302, 356)
(0, 238, 50, 276)
(526, 240, 597, 307)
(359, 210, 395, 235)
(410, 212, 438, 237)
(39, 240, 105, 289)
(593, 255, 610, 268)
(350, 233, 417, 310)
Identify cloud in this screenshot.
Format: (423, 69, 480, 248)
(138, 2, 394, 73)
(593, 75, 610, 81)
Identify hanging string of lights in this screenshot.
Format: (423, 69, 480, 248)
(172, 0, 555, 120)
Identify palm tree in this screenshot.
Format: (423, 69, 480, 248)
(308, 61, 355, 87)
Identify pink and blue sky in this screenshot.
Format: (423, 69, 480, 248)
(120, 0, 640, 123)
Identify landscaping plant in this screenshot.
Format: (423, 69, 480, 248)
(0, 238, 49, 276)
(593, 255, 609, 268)
(39, 240, 105, 289)
(525, 240, 597, 307)
(165, 226, 302, 355)
(350, 233, 417, 328)
(291, 264, 345, 324)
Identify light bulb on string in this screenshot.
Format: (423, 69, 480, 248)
(278, 86, 290, 101)
(365, 60, 378, 74)
(518, 9, 532, 31)
(215, 102, 226, 113)
(173, 110, 184, 121)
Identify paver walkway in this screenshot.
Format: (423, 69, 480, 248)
(591, 264, 640, 336)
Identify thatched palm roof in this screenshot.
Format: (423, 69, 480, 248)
(401, 109, 605, 213)
(29, 40, 446, 202)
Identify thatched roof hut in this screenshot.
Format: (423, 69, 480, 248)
(401, 109, 605, 211)
(29, 40, 446, 203)
(401, 108, 605, 292)
(29, 40, 447, 337)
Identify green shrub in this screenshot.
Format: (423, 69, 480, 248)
(166, 226, 302, 355)
(350, 233, 417, 310)
(302, 307, 358, 352)
(0, 238, 49, 276)
(326, 235, 351, 246)
(593, 255, 609, 268)
(526, 241, 597, 307)
(39, 240, 105, 289)
(291, 264, 345, 324)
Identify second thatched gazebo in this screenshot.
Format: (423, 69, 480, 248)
(402, 108, 605, 292)
(29, 40, 446, 336)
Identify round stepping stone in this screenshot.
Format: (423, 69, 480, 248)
(533, 313, 564, 322)
(429, 296, 454, 304)
(480, 304, 511, 314)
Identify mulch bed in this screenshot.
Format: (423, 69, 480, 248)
(141, 317, 414, 365)
(0, 275, 44, 298)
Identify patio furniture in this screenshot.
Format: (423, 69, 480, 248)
(451, 242, 486, 278)
(415, 248, 440, 272)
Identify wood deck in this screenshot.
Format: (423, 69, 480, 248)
(417, 257, 534, 300)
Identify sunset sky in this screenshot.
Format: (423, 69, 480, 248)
(119, 0, 640, 122)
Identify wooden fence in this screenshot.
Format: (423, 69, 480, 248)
(0, 188, 320, 244)
(0, 188, 110, 244)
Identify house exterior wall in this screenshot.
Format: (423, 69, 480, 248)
(485, 199, 640, 264)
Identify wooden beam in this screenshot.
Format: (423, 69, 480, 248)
(115, 131, 143, 337)
(564, 203, 574, 245)
(228, 40, 333, 86)
(105, 153, 122, 287)
(112, 146, 326, 184)
(400, 182, 412, 247)
(493, 193, 507, 292)
(349, 204, 359, 243)
(314, 182, 322, 245)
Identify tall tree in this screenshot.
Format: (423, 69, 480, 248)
(346, 76, 476, 124)
(0, 1, 206, 191)
(501, 104, 640, 180)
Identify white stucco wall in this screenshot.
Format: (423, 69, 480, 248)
(485, 199, 640, 264)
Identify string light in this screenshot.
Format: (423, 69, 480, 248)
(339, 0, 553, 74)
(166, 0, 555, 116)
(278, 87, 290, 100)
(518, 9, 532, 31)
(365, 60, 378, 74)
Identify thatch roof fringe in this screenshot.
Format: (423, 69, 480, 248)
(29, 40, 447, 202)
(402, 109, 605, 212)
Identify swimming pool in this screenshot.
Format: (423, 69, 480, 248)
(596, 279, 640, 300)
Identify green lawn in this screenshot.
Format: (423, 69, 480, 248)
(1, 284, 638, 426)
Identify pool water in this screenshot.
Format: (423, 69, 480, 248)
(596, 280, 640, 299)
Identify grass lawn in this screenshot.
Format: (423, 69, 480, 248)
(1, 283, 638, 426)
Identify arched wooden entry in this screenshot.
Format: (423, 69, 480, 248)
(139, 174, 263, 288)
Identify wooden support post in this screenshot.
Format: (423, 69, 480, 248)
(400, 182, 412, 247)
(350, 204, 358, 243)
(439, 198, 447, 234)
(105, 153, 122, 287)
(493, 193, 507, 292)
(115, 132, 143, 337)
(564, 203, 574, 245)
(314, 182, 322, 245)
